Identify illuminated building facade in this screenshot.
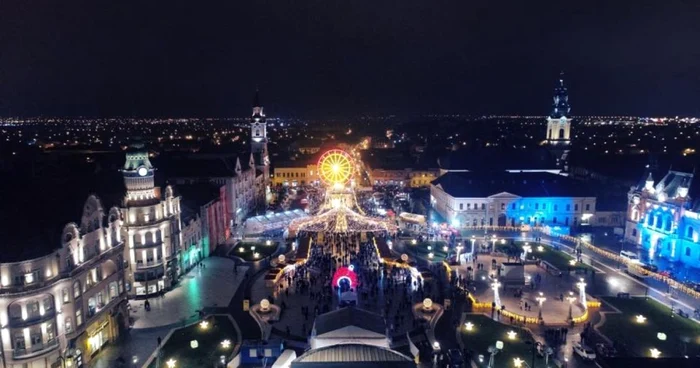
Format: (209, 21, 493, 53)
(625, 169, 700, 268)
(272, 163, 319, 187)
(0, 195, 128, 368)
(120, 145, 183, 297)
(546, 72, 572, 145)
(431, 172, 596, 232)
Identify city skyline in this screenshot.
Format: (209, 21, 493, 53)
(2, 1, 700, 118)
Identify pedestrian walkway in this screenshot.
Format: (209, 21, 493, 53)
(131, 257, 248, 329)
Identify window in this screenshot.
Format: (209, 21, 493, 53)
(14, 332, 25, 350)
(585, 204, 590, 211)
(554, 205, 558, 211)
(575, 204, 579, 211)
(535, 203, 539, 210)
(65, 318, 73, 333)
(686, 247, 691, 257)
(459, 203, 463, 210)
(62, 289, 70, 304)
(543, 203, 547, 209)
(565, 217, 569, 226)
(76, 308, 83, 326)
(467, 203, 471, 210)
(73, 281, 81, 298)
(632, 229, 637, 237)
(566, 204, 570, 211)
(511, 203, 516, 210)
(687, 227, 694, 239)
(481, 203, 486, 210)
(46, 322, 55, 342)
(43, 296, 53, 313)
(30, 331, 41, 346)
(553, 217, 557, 224)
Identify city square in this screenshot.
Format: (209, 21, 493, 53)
(3, 4, 700, 368)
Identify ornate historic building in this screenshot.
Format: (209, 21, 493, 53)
(625, 168, 700, 268)
(120, 144, 183, 297)
(0, 195, 128, 368)
(250, 90, 271, 208)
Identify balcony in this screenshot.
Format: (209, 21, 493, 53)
(12, 338, 59, 359)
(132, 239, 164, 249)
(9, 310, 57, 328)
(135, 259, 164, 269)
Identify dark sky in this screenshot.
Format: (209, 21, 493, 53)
(2, 0, 700, 118)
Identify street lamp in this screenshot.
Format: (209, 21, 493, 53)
(650, 348, 662, 358)
(491, 235, 497, 252)
(470, 235, 476, 255)
(487, 341, 504, 368)
(521, 244, 532, 261)
(577, 278, 587, 308)
(456, 245, 464, 264)
(513, 357, 524, 367)
(566, 292, 576, 322)
(491, 280, 502, 308)
(536, 292, 547, 322)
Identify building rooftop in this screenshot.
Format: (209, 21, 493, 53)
(175, 183, 222, 223)
(432, 171, 595, 198)
(292, 344, 415, 368)
(313, 307, 386, 336)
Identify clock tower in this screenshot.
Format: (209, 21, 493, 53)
(250, 89, 270, 194)
(545, 72, 572, 145)
(122, 143, 157, 204)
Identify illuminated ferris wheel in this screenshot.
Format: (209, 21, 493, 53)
(317, 149, 354, 186)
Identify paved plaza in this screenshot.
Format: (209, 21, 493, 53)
(92, 257, 248, 367)
(130, 257, 248, 329)
(452, 253, 589, 324)
(251, 241, 439, 340)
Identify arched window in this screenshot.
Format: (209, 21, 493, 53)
(685, 247, 691, 257)
(255, 129, 260, 136)
(548, 129, 552, 139)
(687, 226, 694, 239)
(632, 229, 637, 237)
(559, 128, 565, 139)
(664, 217, 672, 232)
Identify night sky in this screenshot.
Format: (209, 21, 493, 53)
(2, 0, 700, 118)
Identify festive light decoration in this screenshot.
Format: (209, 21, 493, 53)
(513, 357, 524, 367)
(650, 348, 661, 358)
(507, 330, 517, 340)
(317, 149, 353, 185)
(221, 339, 232, 349)
(635, 315, 647, 323)
(166, 359, 177, 368)
(464, 322, 474, 331)
(199, 320, 209, 329)
(332, 266, 358, 288)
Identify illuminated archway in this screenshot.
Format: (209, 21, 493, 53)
(332, 266, 358, 288)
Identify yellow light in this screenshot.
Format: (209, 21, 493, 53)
(513, 357, 524, 367)
(537, 246, 544, 252)
(507, 330, 517, 340)
(464, 322, 474, 331)
(200, 320, 209, 329)
(569, 259, 576, 266)
(166, 359, 177, 368)
(635, 315, 646, 323)
(221, 339, 232, 349)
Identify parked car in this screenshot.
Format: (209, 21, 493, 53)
(573, 342, 597, 360)
(641, 263, 658, 272)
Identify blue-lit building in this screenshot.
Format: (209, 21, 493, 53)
(430, 172, 596, 233)
(625, 169, 700, 268)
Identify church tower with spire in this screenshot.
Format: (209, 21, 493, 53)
(250, 89, 270, 207)
(545, 72, 572, 145)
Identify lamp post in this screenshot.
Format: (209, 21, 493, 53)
(456, 244, 464, 264)
(487, 341, 504, 368)
(491, 235, 497, 253)
(577, 278, 587, 309)
(566, 291, 576, 323)
(470, 235, 476, 255)
(536, 292, 546, 323)
(492, 280, 502, 309)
